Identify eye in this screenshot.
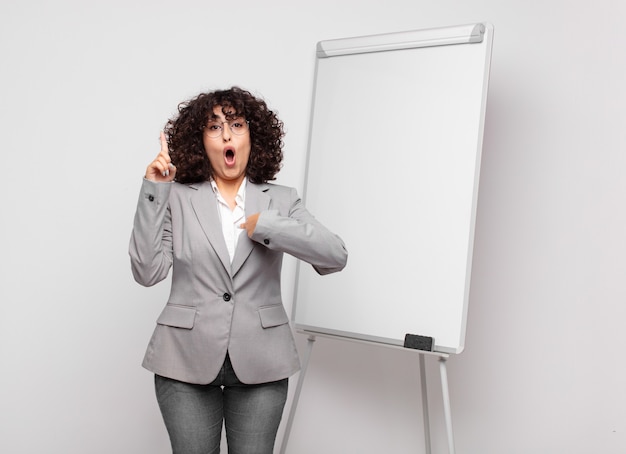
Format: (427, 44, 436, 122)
(231, 121, 244, 130)
(207, 123, 222, 131)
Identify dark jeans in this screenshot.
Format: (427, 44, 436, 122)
(155, 354, 288, 454)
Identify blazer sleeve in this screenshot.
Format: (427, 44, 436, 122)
(250, 187, 348, 275)
(128, 179, 174, 287)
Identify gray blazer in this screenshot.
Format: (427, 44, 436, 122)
(129, 179, 347, 385)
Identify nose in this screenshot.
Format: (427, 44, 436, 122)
(222, 123, 232, 141)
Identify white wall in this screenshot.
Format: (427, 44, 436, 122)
(1, 1, 624, 453)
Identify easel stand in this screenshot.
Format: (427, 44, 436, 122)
(279, 334, 456, 454)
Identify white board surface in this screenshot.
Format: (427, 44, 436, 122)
(293, 24, 493, 354)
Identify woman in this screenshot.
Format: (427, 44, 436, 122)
(129, 86, 347, 454)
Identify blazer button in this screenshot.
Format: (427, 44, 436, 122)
(148, 195, 155, 202)
(264, 239, 270, 245)
(222, 293, 231, 302)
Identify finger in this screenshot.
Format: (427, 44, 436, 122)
(158, 160, 174, 178)
(145, 132, 176, 181)
(160, 131, 170, 156)
(152, 156, 166, 176)
(165, 162, 176, 178)
(146, 161, 165, 181)
(148, 155, 168, 176)
(157, 133, 173, 175)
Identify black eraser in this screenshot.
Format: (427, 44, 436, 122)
(403, 334, 434, 351)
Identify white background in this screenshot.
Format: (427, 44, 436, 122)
(1, 1, 624, 453)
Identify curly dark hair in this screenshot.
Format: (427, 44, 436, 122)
(164, 86, 284, 184)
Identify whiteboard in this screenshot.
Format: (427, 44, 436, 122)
(293, 23, 493, 354)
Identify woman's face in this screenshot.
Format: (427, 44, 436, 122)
(203, 105, 251, 186)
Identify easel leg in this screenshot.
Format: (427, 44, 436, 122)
(419, 354, 432, 454)
(439, 357, 456, 454)
(279, 335, 316, 454)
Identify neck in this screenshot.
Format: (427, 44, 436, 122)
(214, 176, 245, 209)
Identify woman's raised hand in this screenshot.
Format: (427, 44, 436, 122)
(145, 131, 177, 182)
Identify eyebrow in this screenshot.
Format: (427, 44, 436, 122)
(207, 114, 244, 122)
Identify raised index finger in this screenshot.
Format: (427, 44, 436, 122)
(160, 131, 170, 158)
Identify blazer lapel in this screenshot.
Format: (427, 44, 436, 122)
(189, 181, 232, 274)
(231, 182, 271, 276)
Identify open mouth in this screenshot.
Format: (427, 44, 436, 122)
(224, 147, 235, 166)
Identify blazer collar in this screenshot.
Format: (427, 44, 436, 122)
(189, 181, 271, 277)
(189, 181, 231, 274)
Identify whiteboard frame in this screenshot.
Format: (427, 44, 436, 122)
(292, 23, 494, 354)
(316, 23, 486, 57)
